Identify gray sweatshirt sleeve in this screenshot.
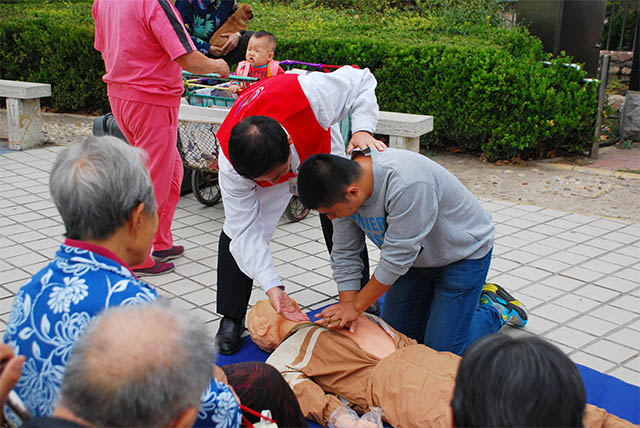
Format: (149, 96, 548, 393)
(330, 217, 366, 292)
(373, 180, 438, 286)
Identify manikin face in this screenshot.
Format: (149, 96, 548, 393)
(245, 36, 274, 67)
(247, 300, 301, 352)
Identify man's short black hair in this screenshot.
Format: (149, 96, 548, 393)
(228, 116, 290, 179)
(451, 334, 586, 428)
(298, 154, 362, 209)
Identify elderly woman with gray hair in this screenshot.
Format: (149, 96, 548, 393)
(3, 136, 308, 428)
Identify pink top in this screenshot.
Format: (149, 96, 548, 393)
(93, 0, 196, 107)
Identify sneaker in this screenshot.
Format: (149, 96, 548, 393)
(133, 260, 175, 277)
(152, 245, 184, 262)
(480, 283, 528, 328)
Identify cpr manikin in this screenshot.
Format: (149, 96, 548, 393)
(248, 300, 635, 428)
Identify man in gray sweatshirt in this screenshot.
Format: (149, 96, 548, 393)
(297, 148, 528, 355)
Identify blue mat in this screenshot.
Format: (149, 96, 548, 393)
(219, 302, 640, 426)
(577, 364, 640, 423)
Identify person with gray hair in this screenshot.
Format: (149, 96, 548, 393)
(3, 135, 163, 421)
(4, 136, 307, 427)
(49, 135, 157, 242)
(22, 303, 213, 428)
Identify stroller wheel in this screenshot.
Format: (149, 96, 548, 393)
(285, 196, 310, 222)
(192, 170, 222, 206)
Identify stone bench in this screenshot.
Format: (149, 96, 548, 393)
(0, 80, 52, 150)
(179, 104, 229, 126)
(179, 104, 433, 153)
(377, 111, 433, 152)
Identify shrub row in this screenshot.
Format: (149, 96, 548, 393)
(262, 0, 506, 27)
(0, 0, 597, 160)
(0, 1, 106, 113)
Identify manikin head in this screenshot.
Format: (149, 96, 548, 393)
(247, 300, 303, 352)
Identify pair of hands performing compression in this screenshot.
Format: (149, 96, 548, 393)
(268, 131, 387, 325)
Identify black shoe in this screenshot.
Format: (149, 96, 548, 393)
(364, 300, 380, 316)
(215, 316, 244, 355)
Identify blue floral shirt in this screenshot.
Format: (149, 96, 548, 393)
(175, 0, 237, 55)
(3, 242, 241, 428)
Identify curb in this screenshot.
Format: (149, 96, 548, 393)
(534, 160, 640, 180)
(42, 111, 97, 121)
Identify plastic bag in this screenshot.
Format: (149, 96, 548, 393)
(328, 406, 383, 428)
(252, 410, 278, 428)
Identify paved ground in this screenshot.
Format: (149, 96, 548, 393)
(433, 145, 640, 222)
(0, 112, 639, 388)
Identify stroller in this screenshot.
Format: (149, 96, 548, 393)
(179, 71, 311, 221)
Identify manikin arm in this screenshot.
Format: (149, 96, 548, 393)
(263, 328, 349, 425)
(279, 369, 345, 425)
(584, 404, 636, 428)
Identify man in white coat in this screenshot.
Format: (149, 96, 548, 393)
(214, 66, 386, 354)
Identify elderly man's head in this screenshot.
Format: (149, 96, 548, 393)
(57, 303, 214, 427)
(50, 136, 157, 264)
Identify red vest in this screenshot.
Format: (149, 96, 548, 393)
(218, 74, 331, 187)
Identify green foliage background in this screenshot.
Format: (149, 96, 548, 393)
(0, 0, 597, 160)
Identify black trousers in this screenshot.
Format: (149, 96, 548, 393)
(319, 213, 370, 289)
(216, 230, 253, 320)
(216, 216, 370, 320)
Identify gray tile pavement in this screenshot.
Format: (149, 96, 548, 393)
(0, 145, 639, 386)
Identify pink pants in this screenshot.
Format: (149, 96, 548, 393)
(110, 97, 184, 269)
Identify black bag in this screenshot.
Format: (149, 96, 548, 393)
(92, 112, 127, 142)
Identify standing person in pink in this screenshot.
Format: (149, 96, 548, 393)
(93, 0, 230, 275)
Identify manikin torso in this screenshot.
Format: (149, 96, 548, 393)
(335, 315, 397, 359)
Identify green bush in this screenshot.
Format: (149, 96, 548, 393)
(262, 0, 505, 26)
(0, 1, 107, 113)
(0, 0, 597, 160)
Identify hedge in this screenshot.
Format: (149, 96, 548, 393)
(0, 0, 598, 160)
(0, 2, 106, 113)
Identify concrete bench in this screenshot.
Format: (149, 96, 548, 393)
(0, 80, 52, 150)
(179, 104, 229, 125)
(377, 111, 433, 152)
(179, 104, 433, 153)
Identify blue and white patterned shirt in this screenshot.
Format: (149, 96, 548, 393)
(4, 241, 241, 428)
